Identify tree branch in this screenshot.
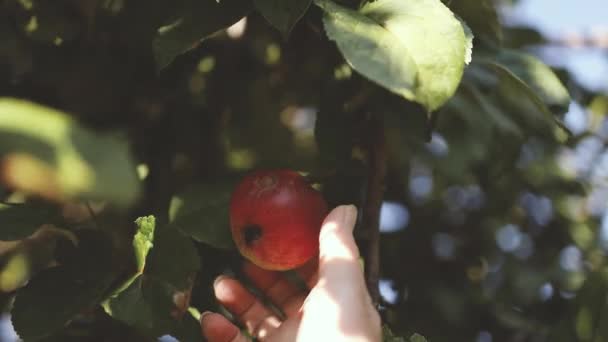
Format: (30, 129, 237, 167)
(363, 112, 386, 306)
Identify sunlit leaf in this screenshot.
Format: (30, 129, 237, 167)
(254, 0, 312, 38)
(316, 0, 469, 111)
(315, 0, 416, 103)
(0, 98, 141, 207)
(105, 216, 156, 298)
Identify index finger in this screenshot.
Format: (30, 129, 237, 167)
(317, 205, 363, 285)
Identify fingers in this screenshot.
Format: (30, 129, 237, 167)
(200, 312, 248, 342)
(298, 205, 381, 341)
(317, 205, 363, 285)
(213, 275, 281, 339)
(242, 258, 317, 316)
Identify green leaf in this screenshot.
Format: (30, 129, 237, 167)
(458, 17, 474, 66)
(409, 333, 428, 342)
(103, 275, 202, 340)
(153, 0, 253, 70)
(0, 98, 142, 207)
(382, 324, 425, 342)
(105, 216, 157, 298)
(494, 49, 571, 114)
(8, 0, 82, 45)
(316, 0, 469, 111)
(103, 276, 155, 330)
(11, 230, 116, 340)
(12, 266, 114, 340)
(169, 181, 236, 249)
(449, 0, 502, 44)
(468, 61, 556, 135)
(316, 0, 417, 104)
(133, 216, 156, 274)
(103, 222, 200, 339)
(0, 202, 60, 240)
(146, 224, 200, 290)
(254, 0, 312, 38)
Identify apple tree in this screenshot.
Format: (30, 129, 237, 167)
(0, 0, 606, 341)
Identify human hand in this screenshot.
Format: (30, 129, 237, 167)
(200, 205, 381, 341)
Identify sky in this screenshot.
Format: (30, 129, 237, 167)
(502, 0, 608, 92)
(503, 0, 607, 37)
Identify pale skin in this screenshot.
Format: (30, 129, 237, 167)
(200, 205, 381, 342)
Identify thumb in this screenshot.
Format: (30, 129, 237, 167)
(317, 205, 361, 281)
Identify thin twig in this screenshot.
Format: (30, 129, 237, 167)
(591, 285, 608, 342)
(85, 201, 100, 228)
(362, 112, 386, 306)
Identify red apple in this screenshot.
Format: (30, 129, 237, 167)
(229, 169, 328, 271)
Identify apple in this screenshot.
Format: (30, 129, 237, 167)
(229, 169, 328, 271)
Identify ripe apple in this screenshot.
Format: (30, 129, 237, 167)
(229, 169, 328, 271)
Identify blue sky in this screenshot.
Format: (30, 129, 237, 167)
(504, 0, 608, 37)
(502, 0, 608, 92)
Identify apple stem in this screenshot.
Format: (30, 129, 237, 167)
(362, 111, 386, 307)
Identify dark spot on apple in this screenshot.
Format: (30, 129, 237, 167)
(244, 224, 263, 246)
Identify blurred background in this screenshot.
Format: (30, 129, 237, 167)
(0, 0, 607, 341)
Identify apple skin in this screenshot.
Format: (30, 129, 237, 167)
(229, 169, 328, 271)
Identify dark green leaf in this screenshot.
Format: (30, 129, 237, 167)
(11, 230, 116, 340)
(382, 325, 402, 341)
(409, 333, 428, 342)
(103, 276, 155, 330)
(468, 61, 556, 135)
(169, 182, 236, 249)
(146, 224, 200, 290)
(494, 49, 571, 114)
(254, 0, 312, 38)
(0, 203, 59, 240)
(153, 0, 253, 70)
(502, 26, 546, 49)
(103, 219, 200, 339)
(12, 266, 115, 340)
(449, 0, 502, 44)
(383, 104, 429, 168)
(103, 274, 202, 340)
(458, 80, 522, 137)
(0, 98, 142, 207)
(8, 0, 82, 45)
(316, 0, 469, 111)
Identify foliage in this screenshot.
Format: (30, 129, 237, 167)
(0, 0, 606, 341)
